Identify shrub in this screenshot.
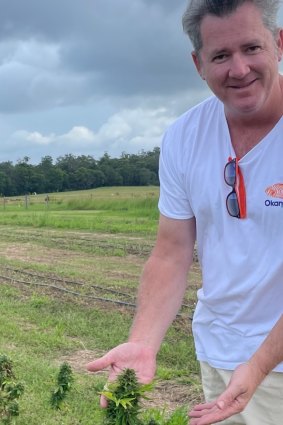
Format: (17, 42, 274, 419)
(0, 354, 24, 424)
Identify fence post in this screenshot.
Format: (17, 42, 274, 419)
(45, 194, 50, 208)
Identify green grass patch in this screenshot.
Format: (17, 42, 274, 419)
(0, 187, 159, 235)
(0, 186, 201, 423)
(0, 277, 200, 423)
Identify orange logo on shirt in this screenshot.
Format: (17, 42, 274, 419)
(265, 183, 283, 199)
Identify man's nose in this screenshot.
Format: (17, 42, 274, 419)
(228, 54, 250, 79)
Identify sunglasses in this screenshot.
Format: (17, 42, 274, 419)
(224, 157, 246, 219)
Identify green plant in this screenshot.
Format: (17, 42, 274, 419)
(100, 368, 153, 425)
(164, 407, 188, 425)
(50, 362, 74, 410)
(0, 354, 24, 424)
(142, 407, 188, 425)
(100, 369, 189, 425)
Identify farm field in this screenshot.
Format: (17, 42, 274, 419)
(0, 187, 203, 424)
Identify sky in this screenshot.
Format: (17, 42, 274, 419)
(1, 0, 283, 165)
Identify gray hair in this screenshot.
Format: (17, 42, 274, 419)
(182, 0, 281, 53)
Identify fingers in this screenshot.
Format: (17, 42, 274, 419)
(100, 394, 108, 408)
(189, 403, 219, 422)
(86, 352, 121, 410)
(86, 354, 111, 408)
(86, 343, 130, 373)
(190, 408, 226, 425)
(86, 353, 112, 372)
(189, 401, 243, 425)
(86, 343, 157, 411)
(190, 402, 216, 412)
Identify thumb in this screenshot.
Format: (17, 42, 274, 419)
(216, 387, 238, 410)
(216, 399, 226, 410)
(86, 353, 112, 372)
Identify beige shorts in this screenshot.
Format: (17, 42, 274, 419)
(200, 361, 283, 425)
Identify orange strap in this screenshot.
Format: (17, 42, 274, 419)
(235, 158, 247, 219)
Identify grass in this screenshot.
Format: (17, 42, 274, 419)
(0, 187, 202, 424)
(0, 187, 160, 235)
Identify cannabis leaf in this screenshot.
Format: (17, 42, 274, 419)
(50, 362, 74, 410)
(0, 354, 24, 425)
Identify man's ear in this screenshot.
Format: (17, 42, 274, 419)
(191, 51, 205, 80)
(276, 28, 283, 62)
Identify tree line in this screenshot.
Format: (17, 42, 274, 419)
(0, 148, 160, 196)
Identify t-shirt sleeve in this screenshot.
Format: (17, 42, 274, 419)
(158, 129, 194, 219)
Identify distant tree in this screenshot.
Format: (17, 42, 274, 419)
(101, 166, 123, 186)
(0, 162, 16, 195)
(92, 170, 105, 187)
(73, 167, 96, 190)
(14, 157, 35, 194)
(0, 171, 7, 196)
(117, 164, 135, 186)
(37, 156, 65, 193)
(135, 167, 155, 186)
(0, 147, 160, 195)
(39, 155, 54, 169)
(56, 154, 78, 174)
(76, 155, 97, 170)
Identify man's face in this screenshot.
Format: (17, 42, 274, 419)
(192, 2, 283, 119)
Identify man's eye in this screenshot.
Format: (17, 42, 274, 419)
(247, 45, 261, 53)
(213, 54, 227, 63)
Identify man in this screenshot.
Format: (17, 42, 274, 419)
(87, 1, 283, 423)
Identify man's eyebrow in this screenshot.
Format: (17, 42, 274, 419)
(241, 39, 262, 47)
(208, 39, 263, 56)
(208, 48, 228, 58)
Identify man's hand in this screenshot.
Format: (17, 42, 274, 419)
(87, 342, 156, 407)
(189, 362, 264, 425)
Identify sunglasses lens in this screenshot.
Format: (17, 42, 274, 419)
(226, 191, 240, 217)
(224, 161, 236, 186)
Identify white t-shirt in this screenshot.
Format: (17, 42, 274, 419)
(158, 96, 283, 371)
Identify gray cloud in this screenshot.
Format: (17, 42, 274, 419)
(0, 0, 200, 114)
(61, 0, 198, 97)
(0, 0, 282, 163)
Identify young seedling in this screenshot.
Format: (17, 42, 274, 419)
(50, 362, 74, 410)
(0, 354, 24, 425)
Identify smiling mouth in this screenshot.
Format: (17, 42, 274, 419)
(229, 79, 257, 89)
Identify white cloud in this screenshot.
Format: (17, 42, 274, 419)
(7, 107, 176, 162)
(63, 126, 95, 142)
(96, 115, 132, 141)
(93, 107, 176, 153)
(27, 132, 52, 145)
(13, 130, 53, 145)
